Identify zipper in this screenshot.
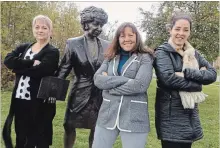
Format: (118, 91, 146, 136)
(169, 94, 172, 116)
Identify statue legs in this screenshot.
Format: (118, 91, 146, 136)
(64, 123, 95, 148)
(89, 128, 95, 148)
(64, 128, 76, 148)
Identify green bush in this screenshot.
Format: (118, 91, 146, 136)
(1, 50, 15, 91)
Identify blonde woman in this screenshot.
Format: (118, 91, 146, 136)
(3, 15, 59, 148)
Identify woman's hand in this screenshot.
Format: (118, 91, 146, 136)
(102, 72, 108, 76)
(175, 72, 184, 77)
(200, 67, 207, 70)
(33, 60, 41, 66)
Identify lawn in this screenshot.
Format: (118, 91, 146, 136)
(1, 79, 219, 148)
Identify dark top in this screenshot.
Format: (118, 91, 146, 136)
(3, 42, 60, 146)
(4, 42, 60, 101)
(117, 48, 130, 75)
(153, 42, 217, 143)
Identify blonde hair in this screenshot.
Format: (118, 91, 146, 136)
(32, 15, 53, 31)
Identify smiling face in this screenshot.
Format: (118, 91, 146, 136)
(169, 19, 191, 48)
(33, 19, 52, 42)
(119, 27, 137, 52)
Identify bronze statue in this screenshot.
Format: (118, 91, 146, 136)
(56, 6, 109, 148)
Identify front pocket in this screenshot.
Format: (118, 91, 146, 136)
(131, 100, 147, 104)
(130, 100, 148, 123)
(98, 98, 111, 123)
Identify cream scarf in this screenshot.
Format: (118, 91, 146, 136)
(168, 39, 208, 109)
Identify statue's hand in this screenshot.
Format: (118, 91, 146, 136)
(44, 97, 56, 104)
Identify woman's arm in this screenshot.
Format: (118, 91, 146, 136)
(154, 50, 202, 92)
(4, 43, 34, 69)
(13, 48, 59, 78)
(108, 54, 153, 95)
(94, 59, 130, 90)
(183, 51, 217, 85)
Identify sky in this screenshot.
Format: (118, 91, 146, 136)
(74, 2, 160, 41)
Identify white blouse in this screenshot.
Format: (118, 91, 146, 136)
(15, 48, 37, 100)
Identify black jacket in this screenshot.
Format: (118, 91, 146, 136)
(153, 42, 217, 143)
(4, 43, 60, 101)
(3, 42, 59, 147)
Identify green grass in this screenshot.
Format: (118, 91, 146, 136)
(217, 69, 220, 76)
(1, 79, 219, 148)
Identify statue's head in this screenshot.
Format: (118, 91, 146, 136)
(80, 6, 108, 37)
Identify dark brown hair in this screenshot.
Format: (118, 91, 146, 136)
(105, 22, 154, 59)
(168, 12, 192, 30)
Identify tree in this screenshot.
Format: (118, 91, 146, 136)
(140, 1, 219, 61)
(1, 1, 83, 89)
(98, 20, 119, 41)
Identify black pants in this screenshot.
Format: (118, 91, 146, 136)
(14, 99, 55, 148)
(161, 140, 192, 148)
(15, 99, 35, 148)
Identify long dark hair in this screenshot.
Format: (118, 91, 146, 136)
(105, 22, 154, 59)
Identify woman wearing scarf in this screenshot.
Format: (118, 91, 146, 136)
(153, 12, 217, 148)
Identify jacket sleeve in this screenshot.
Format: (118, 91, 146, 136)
(108, 54, 153, 95)
(154, 50, 202, 92)
(4, 43, 34, 69)
(94, 59, 130, 90)
(56, 40, 73, 79)
(183, 51, 217, 85)
(13, 48, 59, 78)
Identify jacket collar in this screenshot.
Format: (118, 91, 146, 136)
(168, 39, 184, 56)
(113, 53, 138, 76)
(158, 40, 195, 56)
(20, 42, 50, 59)
(32, 42, 51, 59)
(168, 39, 195, 57)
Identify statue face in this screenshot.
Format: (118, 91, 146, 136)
(86, 20, 104, 38)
